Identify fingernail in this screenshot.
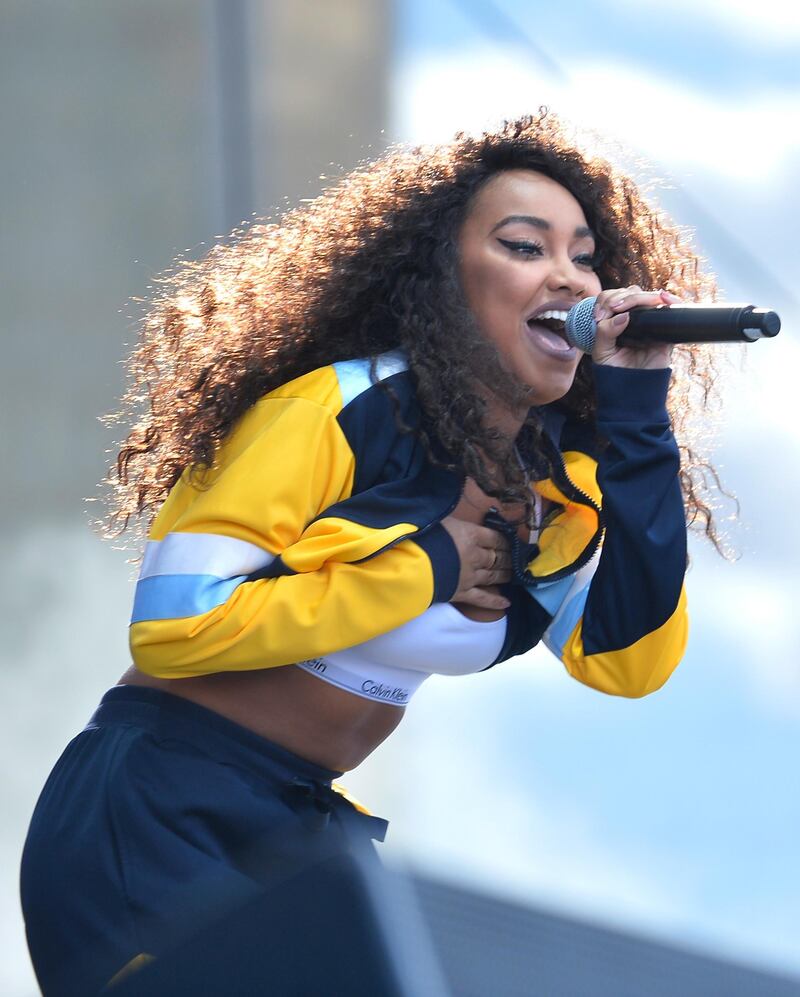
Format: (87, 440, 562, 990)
(612, 314, 628, 327)
(595, 308, 610, 321)
(610, 297, 626, 310)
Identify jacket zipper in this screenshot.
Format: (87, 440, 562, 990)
(353, 441, 602, 587)
(484, 438, 604, 588)
(526, 438, 604, 585)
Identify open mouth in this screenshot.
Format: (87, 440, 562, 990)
(526, 309, 573, 351)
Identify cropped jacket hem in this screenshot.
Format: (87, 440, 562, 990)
(129, 351, 688, 699)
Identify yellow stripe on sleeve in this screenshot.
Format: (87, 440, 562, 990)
(129, 369, 439, 678)
(560, 587, 689, 698)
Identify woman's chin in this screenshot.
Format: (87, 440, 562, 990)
(520, 369, 578, 406)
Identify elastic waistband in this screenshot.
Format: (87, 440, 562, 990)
(296, 658, 418, 706)
(88, 685, 342, 786)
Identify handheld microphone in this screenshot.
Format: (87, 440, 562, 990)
(564, 299, 781, 353)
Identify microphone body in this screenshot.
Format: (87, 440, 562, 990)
(564, 299, 781, 353)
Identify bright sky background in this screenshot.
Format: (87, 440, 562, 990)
(345, 0, 800, 981)
(4, 5, 798, 994)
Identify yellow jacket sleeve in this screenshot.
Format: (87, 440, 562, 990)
(129, 393, 444, 678)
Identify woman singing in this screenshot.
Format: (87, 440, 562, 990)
(21, 111, 720, 995)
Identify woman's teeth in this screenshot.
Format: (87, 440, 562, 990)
(537, 309, 569, 325)
(527, 311, 573, 352)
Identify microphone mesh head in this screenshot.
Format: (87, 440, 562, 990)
(565, 296, 598, 353)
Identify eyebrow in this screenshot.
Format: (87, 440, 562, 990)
(489, 214, 594, 239)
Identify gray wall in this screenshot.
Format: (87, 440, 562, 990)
(0, 4, 390, 993)
(2, 0, 390, 530)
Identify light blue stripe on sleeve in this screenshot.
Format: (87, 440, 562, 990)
(539, 552, 600, 658)
(526, 576, 574, 617)
(333, 351, 408, 407)
(131, 573, 248, 623)
(543, 585, 591, 658)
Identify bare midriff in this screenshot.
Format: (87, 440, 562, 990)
(118, 662, 404, 772)
(119, 477, 535, 772)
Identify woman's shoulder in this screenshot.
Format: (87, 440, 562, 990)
(209, 351, 416, 466)
(262, 350, 415, 421)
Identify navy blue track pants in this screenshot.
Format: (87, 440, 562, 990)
(20, 685, 387, 996)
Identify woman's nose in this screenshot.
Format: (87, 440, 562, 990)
(545, 255, 585, 294)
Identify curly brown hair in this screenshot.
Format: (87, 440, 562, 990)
(99, 109, 727, 553)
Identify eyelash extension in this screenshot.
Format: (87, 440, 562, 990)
(497, 238, 601, 270)
(497, 238, 544, 257)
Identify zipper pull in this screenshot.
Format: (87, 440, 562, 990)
(483, 508, 539, 584)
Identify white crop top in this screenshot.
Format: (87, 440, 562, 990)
(297, 490, 542, 706)
(296, 602, 507, 706)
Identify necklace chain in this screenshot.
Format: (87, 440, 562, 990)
(513, 443, 531, 487)
(513, 442, 542, 532)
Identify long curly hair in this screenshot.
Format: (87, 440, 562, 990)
(98, 110, 728, 553)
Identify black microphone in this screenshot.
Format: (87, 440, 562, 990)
(564, 299, 781, 353)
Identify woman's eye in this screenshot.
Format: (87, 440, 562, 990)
(497, 239, 600, 269)
(497, 238, 544, 258)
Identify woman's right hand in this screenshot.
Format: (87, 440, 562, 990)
(441, 515, 512, 610)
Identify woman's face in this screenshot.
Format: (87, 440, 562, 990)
(458, 169, 602, 407)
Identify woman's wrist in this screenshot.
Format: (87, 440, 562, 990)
(592, 364, 672, 424)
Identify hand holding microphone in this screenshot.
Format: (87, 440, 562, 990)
(565, 286, 780, 367)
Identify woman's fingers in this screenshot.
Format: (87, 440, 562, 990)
(482, 542, 511, 569)
(479, 534, 511, 581)
(480, 546, 511, 585)
(441, 514, 513, 600)
(472, 523, 511, 549)
(591, 286, 677, 370)
(593, 285, 659, 321)
(456, 585, 511, 610)
(489, 551, 512, 573)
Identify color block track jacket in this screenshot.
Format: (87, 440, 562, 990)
(129, 351, 688, 698)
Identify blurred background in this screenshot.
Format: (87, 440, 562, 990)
(2, 1, 799, 993)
